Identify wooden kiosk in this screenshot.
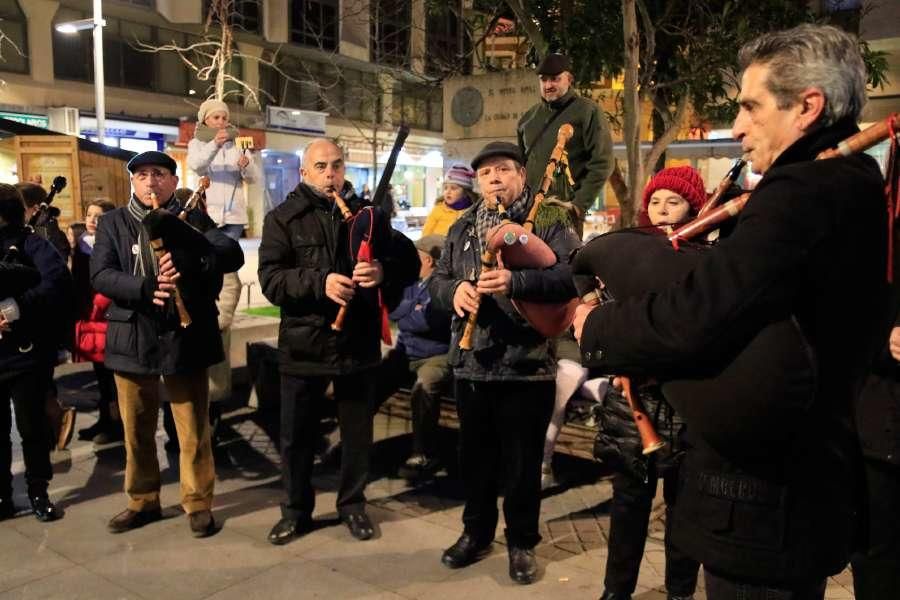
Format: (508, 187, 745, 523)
(0, 117, 135, 229)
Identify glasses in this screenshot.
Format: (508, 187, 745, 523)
(133, 169, 172, 181)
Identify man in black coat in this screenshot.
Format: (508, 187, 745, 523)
(0, 184, 72, 522)
(258, 139, 418, 545)
(91, 151, 244, 538)
(574, 24, 887, 599)
(428, 141, 579, 585)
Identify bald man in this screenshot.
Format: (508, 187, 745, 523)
(258, 139, 419, 545)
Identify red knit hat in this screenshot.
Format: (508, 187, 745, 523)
(641, 166, 706, 215)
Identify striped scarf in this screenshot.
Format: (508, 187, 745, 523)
(475, 186, 531, 253)
(126, 194, 181, 278)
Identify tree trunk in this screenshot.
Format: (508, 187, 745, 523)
(621, 0, 642, 228)
(504, 0, 548, 60)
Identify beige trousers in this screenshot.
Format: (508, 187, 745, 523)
(114, 370, 214, 514)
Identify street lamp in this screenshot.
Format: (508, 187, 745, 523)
(55, 0, 107, 145)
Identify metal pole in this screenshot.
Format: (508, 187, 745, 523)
(93, 0, 105, 145)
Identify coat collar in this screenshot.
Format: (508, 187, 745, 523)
(768, 117, 861, 171)
(280, 181, 357, 221)
(542, 88, 576, 110)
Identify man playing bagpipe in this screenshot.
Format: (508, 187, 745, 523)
(258, 139, 419, 545)
(573, 24, 889, 599)
(91, 151, 244, 538)
(428, 141, 580, 584)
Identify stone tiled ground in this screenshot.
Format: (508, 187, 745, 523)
(2, 366, 856, 599)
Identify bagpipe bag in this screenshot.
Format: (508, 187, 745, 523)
(572, 229, 816, 463)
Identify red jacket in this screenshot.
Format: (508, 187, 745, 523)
(73, 292, 111, 363)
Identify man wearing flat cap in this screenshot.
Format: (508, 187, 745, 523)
(517, 53, 613, 234)
(428, 141, 579, 585)
(90, 151, 244, 538)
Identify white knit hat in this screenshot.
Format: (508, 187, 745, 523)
(197, 99, 230, 124)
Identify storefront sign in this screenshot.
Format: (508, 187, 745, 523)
(266, 106, 327, 136)
(0, 112, 49, 129)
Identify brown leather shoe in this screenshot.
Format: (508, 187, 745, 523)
(188, 510, 215, 538)
(107, 508, 162, 534)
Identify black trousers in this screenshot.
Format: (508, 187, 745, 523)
(604, 460, 699, 596)
(456, 379, 554, 549)
(704, 568, 825, 600)
(851, 458, 900, 600)
(280, 371, 375, 519)
(1, 369, 52, 498)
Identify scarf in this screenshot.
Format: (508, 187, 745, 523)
(127, 194, 181, 278)
(446, 194, 473, 211)
(78, 232, 95, 256)
(475, 187, 531, 253)
(194, 123, 240, 143)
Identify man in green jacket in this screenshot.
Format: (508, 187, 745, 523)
(516, 53, 613, 231)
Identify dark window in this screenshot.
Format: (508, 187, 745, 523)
(392, 82, 442, 132)
(372, 0, 411, 67)
(290, 0, 338, 50)
(0, 0, 27, 74)
(233, 0, 261, 34)
(53, 8, 92, 81)
(426, 5, 467, 76)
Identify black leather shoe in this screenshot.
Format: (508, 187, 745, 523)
(343, 512, 374, 541)
(599, 591, 632, 600)
(441, 533, 492, 569)
(30, 495, 62, 522)
(267, 516, 312, 545)
(508, 546, 538, 585)
(0, 496, 16, 521)
(107, 508, 163, 533)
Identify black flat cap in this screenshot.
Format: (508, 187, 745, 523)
(471, 141, 524, 170)
(537, 53, 571, 76)
(126, 151, 177, 175)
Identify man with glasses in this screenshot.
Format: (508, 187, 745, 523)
(91, 151, 243, 538)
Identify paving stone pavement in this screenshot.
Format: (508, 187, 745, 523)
(2, 367, 857, 599)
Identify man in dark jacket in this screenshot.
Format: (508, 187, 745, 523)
(429, 141, 579, 585)
(517, 53, 613, 228)
(0, 184, 71, 522)
(91, 151, 244, 538)
(375, 233, 452, 481)
(574, 24, 886, 599)
(258, 139, 419, 545)
(851, 280, 900, 599)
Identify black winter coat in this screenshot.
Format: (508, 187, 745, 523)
(0, 225, 73, 375)
(257, 182, 419, 376)
(428, 194, 580, 381)
(90, 197, 244, 376)
(855, 278, 900, 465)
(580, 118, 888, 583)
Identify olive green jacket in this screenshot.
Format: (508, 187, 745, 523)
(516, 89, 613, 216)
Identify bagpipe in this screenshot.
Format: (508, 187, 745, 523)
(143, 192, 214, 328)
(459, 123, 578, 350)
(571, 114, 900, 459)
(328, 124, 410, 343)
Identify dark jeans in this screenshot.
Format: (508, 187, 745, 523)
(604, 460, 699, 596)
(704, 569, 825, 600)
(456, 378, 554, 549)
(851, 458, 900, 600)
(280, 371, 375, 519)
(1, 369, 52, 498)
(375, 348, 450, 457)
